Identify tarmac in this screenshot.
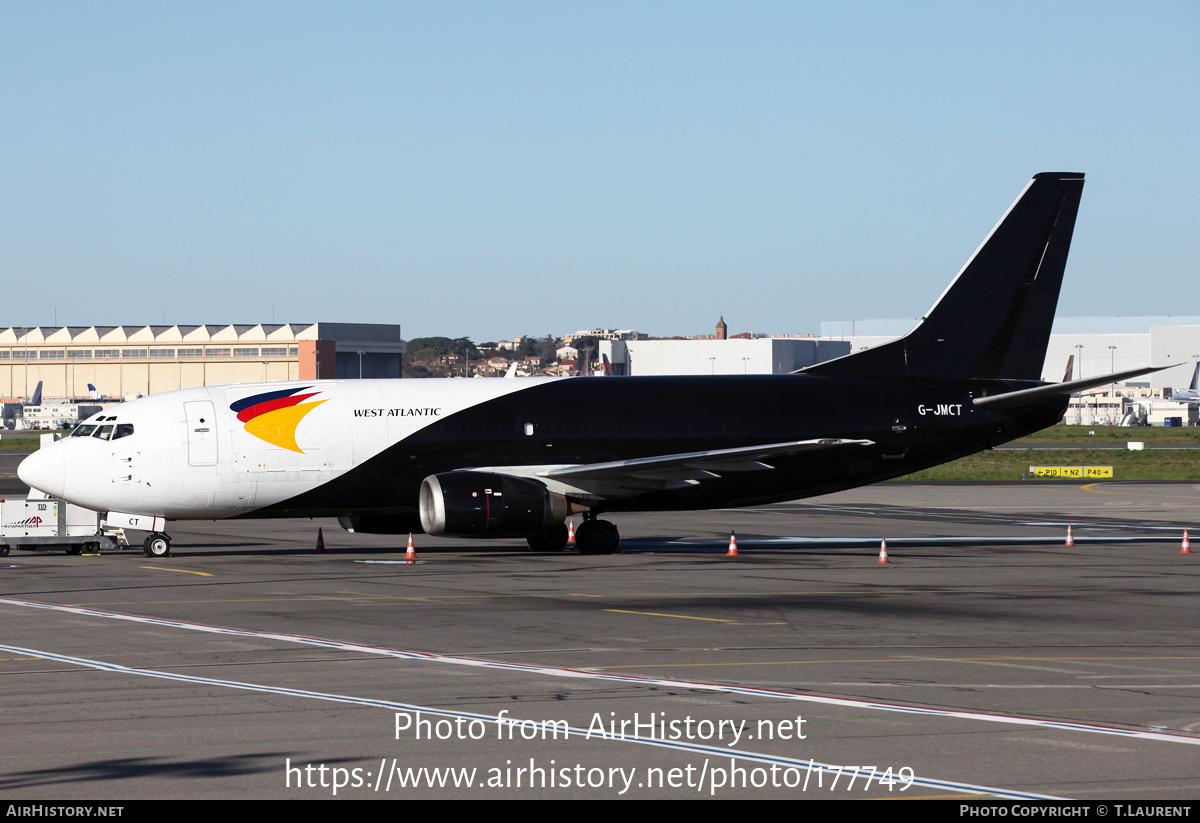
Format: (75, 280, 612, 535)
(1, 450, 1198, 799)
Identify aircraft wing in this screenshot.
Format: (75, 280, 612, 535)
(539, 438, 874, 491)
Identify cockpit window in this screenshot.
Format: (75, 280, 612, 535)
(93, 425, 114, 441)
(72, 425, 97, 437)
(113, 423, 135, 440)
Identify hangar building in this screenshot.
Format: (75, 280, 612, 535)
(0, 323, 405, 402)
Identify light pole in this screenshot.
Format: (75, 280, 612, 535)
(1108, 345, 1117, 423)
(1074, 344, 1084, 424)
(357, 351, 365, 379)
(22, 327, 28, 400)
(708, 356, 716, 375)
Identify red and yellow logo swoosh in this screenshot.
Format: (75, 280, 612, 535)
(230, 386, 326, 453)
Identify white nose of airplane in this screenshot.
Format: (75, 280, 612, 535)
(17, 447, 67, 498)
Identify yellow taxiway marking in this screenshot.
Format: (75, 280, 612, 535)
(1080, 482, 1200, 501)
(604, 609, 739, 623)
(139, 566, 212, 576)
(591, 655, 1200, 670)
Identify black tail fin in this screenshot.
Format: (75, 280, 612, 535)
(804, 172, 1085, 381)
(30, 381, 43, 406)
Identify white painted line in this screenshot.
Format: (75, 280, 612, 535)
(3, 597, 1197, 748)
(0, 640, 1056, 800)
(652, 533, 1191, 546)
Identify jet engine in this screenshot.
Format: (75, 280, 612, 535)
(419, 471, 570, 537)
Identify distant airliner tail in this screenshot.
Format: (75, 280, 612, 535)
(803, 172, 1085, 381)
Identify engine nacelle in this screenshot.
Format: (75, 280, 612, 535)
(419, 471, 569, 537)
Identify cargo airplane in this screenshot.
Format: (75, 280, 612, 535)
(18, 172, 1170, 557)
(1170, 362, 1200, 404)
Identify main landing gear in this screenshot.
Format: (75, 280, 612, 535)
(526, 522, 569, 552)
(143, 532, 172, 558)
(574, 517, 620, 556)
(525, 516, 620, 555)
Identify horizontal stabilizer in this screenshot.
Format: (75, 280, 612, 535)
(973, 365, 1177, 409)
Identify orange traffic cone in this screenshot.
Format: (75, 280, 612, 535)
(315, 527, 325, 552)
(567, 519, 576, 548)
(726, 530, 739, 557)
(878, 538, 890, 564)
(406, 533, 417, 561)
(1181, 529, 1192, 554)
(1065, 524, 1075, 547)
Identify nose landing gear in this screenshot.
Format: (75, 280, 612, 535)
(143, 532, 172, 558)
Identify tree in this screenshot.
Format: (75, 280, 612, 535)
(535, 335, 561, 363)
(407, 336, 476, 360)
(571, 335, 600, 355)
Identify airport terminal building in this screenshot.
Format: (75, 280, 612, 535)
(600, 336, 851, 375)
(0, 323, 405, 402)
(819, 316, 1200, 389)
(600, 315, 1200, 386)
(818, 316, 1200, 425)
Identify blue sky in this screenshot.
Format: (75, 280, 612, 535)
(2, 2, 1196, 341)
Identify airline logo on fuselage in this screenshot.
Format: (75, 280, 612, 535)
(230, 386, 327, 454)
(353, 407, 442, 418)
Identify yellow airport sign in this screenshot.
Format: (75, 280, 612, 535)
(1030, 466, 1113, 478)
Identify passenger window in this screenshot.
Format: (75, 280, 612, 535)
(93, 425, 114, 441)
(113, 424, 135, 440)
